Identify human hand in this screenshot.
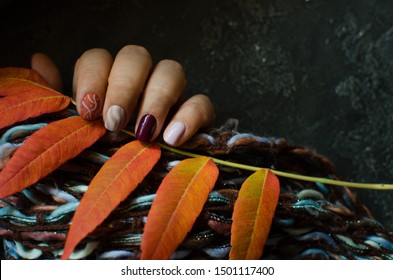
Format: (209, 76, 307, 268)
(31, 45, 215, 146)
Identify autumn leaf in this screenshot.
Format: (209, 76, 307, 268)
(0, 68, 70, 129)
(141, 156, 219, 260)
(229, 169, 280, 260)
(0, 88, 70, 130)
(61, 140, 161, 260)
(0, 116, 106, 198)
(0, 68, 53, 97)
(0, 67, 50, 87)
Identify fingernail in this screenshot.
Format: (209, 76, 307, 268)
(80, 93, 101, 121)
(164, 122, 185, 146)
(105, 105, 126, 131)
(136, 114, 156, 141)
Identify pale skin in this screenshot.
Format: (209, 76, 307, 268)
(30, 45, 215, 146)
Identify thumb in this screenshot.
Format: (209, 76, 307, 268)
(31, 53, 63, 92)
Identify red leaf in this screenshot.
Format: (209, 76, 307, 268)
(0, 67, 70, 129)
(0, 68, 53, 97)
(61, 140, 161, 260)
(229, 169, 280, 259)
(0, 67, 50, 87)
(0, 88, 70, 130)
(141, 156, 219, 260)
(0, 117, 106, 198)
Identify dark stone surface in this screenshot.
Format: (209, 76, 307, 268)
(1, 0, 392, 228)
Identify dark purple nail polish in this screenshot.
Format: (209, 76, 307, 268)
(136, 114, 156, 141)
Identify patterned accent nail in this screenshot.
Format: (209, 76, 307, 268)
(80, 93, 101, 121)
(136, 114, 156, 142)
(164, 122, 185, 146)
(105, 105, 126, 131)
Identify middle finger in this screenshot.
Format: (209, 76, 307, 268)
(103, 45, 152, 131)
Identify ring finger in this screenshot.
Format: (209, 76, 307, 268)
(135, 59, 186, 141)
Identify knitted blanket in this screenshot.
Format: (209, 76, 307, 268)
(1, 113, 392, 260)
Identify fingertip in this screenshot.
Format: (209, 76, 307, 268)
(105, 105, 127, 131)
(74, 48, 113, 121)
(193, 93, 216, 126)
(80, 92, 102, 121)
(104, 45, 153, 133)
(163, 94, 215, 146)
(163, 121, 186, 146)
(135, 114, 157, 141)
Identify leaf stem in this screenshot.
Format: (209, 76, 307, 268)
(68, 98, 393, 191)
(119, 128, 393, 190)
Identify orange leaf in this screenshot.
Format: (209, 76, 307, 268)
(0, 67, 50, 87)
(141, 156, 219, 260)
(229, 169, 280, 260)
(61, 140, 161, 260)
(0, 116, 106, 198)
(0, 68, 53, 97)
(0, 67, 70, 129)
(0, 88, 70, 129)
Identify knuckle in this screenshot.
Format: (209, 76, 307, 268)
(80, 67, 107, 83)
(194, 93, 212, 105)
(160, 59, 186, 83)
(121, 45, 152, 61)
(77, 49, 112, 80)
(108, 76, 142, 94)
(81, 48, 110, 59)
(188, 94, 215, 123)
(148, 86, 178, 106)
(185, 101, 209, 123)
(161, 59, 184, 73)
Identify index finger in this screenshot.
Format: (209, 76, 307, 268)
(73, 48, 113, 121)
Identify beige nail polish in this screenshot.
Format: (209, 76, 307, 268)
(105, 105, 126, 131)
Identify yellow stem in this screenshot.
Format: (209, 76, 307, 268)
(70, 96, 393, 192)
(119, 128, 393, 190)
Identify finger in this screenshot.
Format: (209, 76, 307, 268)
(163, 94, 215, 146)
(72, 58, 80, 99)
(103, 45, 152, 132)
(74, 48, 113, 121)
(135, 59, 186, 142)
(31, 53, 63, 92)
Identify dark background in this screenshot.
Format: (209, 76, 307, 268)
(1, 0, 392, 228)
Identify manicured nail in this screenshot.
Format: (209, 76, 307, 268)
(164, 122, 185, 146)
(80, 93, 100, 121)
(136, 114, 156, 141)
(105, 105, 126, 131)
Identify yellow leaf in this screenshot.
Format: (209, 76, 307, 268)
(141, 156, 219, 260)
(229, 169, 280, 259)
